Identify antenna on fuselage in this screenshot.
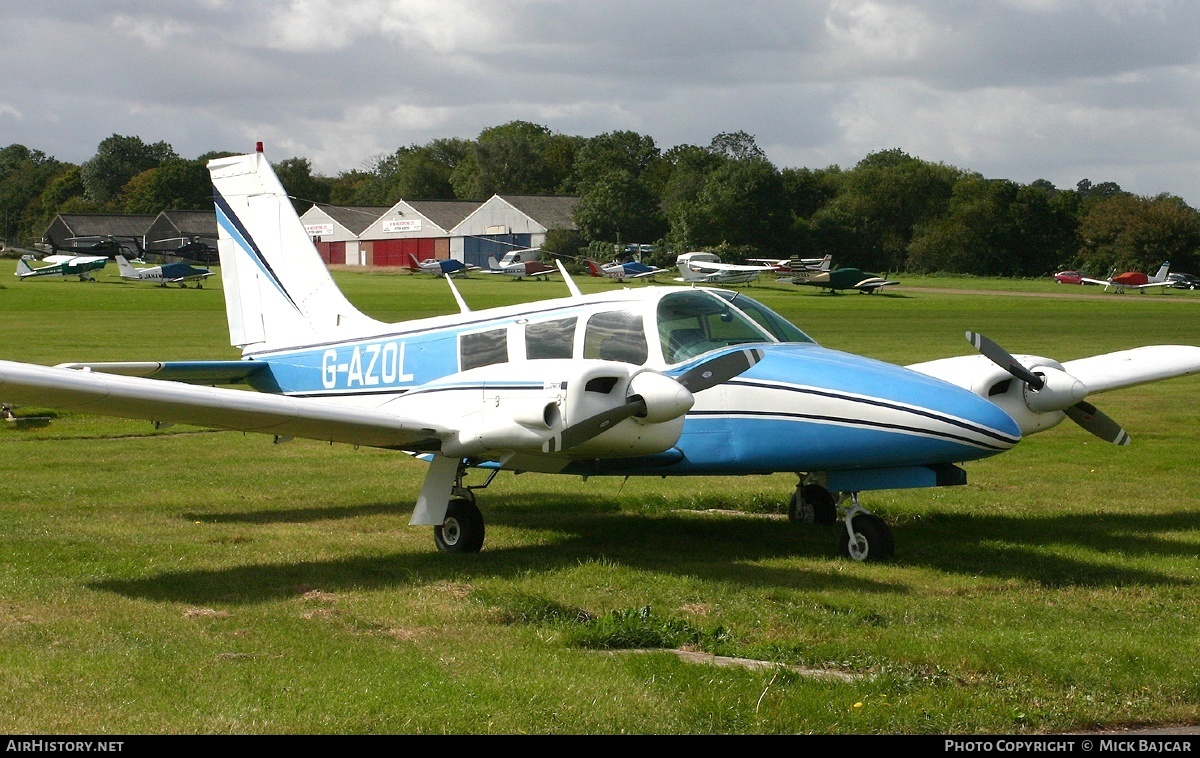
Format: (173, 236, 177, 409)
(556, 258, 583, 298)
(444, 274, 470, 313)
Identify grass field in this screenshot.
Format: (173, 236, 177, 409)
(1, 264, 1198, 735)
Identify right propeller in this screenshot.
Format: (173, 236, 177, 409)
(966, 331, 1130, 445)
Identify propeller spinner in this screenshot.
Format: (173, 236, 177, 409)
(965, 332, 1130, 445)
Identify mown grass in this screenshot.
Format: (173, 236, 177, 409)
(0, 265, 1198, 734)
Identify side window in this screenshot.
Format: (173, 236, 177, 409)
(460, 328, 509, 370)
(525, 317, 576, 360)
(583, 310, 648, 365)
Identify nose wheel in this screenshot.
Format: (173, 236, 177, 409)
(837, 494, 894, 562)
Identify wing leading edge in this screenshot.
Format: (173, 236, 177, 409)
(0, 359, 447, 450)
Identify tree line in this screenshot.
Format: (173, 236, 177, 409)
(3, 122, 1199, 277)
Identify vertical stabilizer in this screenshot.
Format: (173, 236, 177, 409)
(1151, 261, 1170, 283)
(207, 147, 382, 354)
(115, 255, 140, 279)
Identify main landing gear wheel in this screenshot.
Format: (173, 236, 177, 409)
(788, 484, 838, 525)
(839, 512, 894, 562)
(434, 498, 485, 553)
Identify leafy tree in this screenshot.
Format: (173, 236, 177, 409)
(273, 157, 331, 214)
(691, 158, 790, 256)
(571, 131, 661, 193)
(80, 135, 178, 206)
(0, 144, 68, 245)
(451, 121, 560, 199)
(708, 131, 767, 162)
(119, 158, 213, 213)
(573, 169, 667, 245)
(812, 149, 961, 271)
(1075, 193, 1200, 275)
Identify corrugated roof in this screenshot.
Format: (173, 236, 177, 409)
(316, 206, 388, 234)
(498, 195, 579, 230)
(404, 200, 480, 232)
(152, 210, 217, 235)
(54, 213, 156, 238)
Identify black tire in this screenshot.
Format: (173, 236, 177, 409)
(838, 513, 895, 562)
(788, 484, 837, 525)
(434, 498, 485, 553)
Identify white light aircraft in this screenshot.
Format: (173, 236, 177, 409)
(748, 254, 833, 276)
(15, 254, 108, 281)
(2, 146, 1200, 562)
(116, 255, 214, 288)
(674, 251, 777, 284)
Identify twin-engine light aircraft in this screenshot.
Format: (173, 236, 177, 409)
(2, 146, 1200, 562)
(1081, 262, 1172, 294)
(116, 255, 214, 288)
(15, 254, 108, 281)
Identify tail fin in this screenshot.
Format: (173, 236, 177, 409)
(585, 259, 602, 277)
(115, 255, 139, 279)
(407, 253, 421, 271)
(207, 146, 382, 353)
(15, 258, 32, 276)
(487, 256, 501, 271)
(1152, 261, 1170, 282)
(816, 254, 832, 272)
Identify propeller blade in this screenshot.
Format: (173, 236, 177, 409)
(966, 331, 1045, 390)
(542, 397, 647, 453)
(1065, 401, 1131, 446)
(675, 347, 764, 393)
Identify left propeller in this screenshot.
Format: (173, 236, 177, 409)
(966, 332, 1130, 445)
(544, 347, 764, 453)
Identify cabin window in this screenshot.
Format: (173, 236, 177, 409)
(525, 317, 576, 360)
(460, 328, 509, 370)
(583, 311, 648, 365)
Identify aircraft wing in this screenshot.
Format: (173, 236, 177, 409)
(0, 359, 449, 450)
(689, 261, 772, 274)
(1061, 346, 1200, 393)
(54, 360, 268, 385)
(1079, 276, 1112, 286)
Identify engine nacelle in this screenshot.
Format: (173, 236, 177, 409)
(1022, 366, 1087, 413)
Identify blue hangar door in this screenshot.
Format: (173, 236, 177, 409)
(464, 233, 531, 269)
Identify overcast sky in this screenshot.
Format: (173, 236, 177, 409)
(4, 1, 1199, 205)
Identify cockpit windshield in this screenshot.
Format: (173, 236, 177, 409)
(657, 289, 796, 364)
(710, 290, 815, 345)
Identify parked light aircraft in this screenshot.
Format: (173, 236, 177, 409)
(483, 255, 560, 280)
(116, 255, 213, 288)
(15, 254, 108, 281)
(748, 254, 833, 275)
(3, 146, 1200, 563)
(1081, 262, 1172, 294)
(674, 251, 776, 284)
(791, 266, 900, 294)
(407, 254, 477, 278)
(586, 259, 665, 280)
